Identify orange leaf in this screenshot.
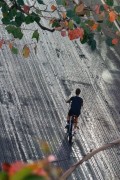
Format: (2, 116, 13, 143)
(68, 28, 84, 40)
(64, 20, 68, 27)
(94, 4, 100, 14)
(0, 39, 4, 48)
(75, 28, 84, 39)
(75, 3, 84, 15)
(22, 45, 30, 58)
(109, 11, 117, 22)
(91, 23, 98, 31)
(9, 42, 13, 49)
(23, 5, 30, 13)
(62, 12, 66, 19)
(112, 38, 119, 45)
(51, 5, 57, 11)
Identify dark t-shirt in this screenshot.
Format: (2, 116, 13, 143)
(69, 96, 83, 116)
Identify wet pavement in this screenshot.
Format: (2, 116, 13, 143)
(0, 5, 120, 180)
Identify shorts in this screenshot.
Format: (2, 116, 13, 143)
(68, 109, 80, 117)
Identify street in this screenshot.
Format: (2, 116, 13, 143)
(0, 4, 120, 179)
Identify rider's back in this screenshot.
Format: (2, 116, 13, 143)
(70, 96, 83, 115)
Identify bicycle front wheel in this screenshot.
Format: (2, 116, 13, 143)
(68, 133, 72, 144)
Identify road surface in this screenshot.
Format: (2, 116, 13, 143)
(0, 4, 120, 180)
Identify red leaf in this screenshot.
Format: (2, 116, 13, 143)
(8, 161, 26, 176)
(94, 4, 100, 14)
(23, 5, 30, 13)
(0, 39, 4, 48)
(112, 38, 119, 45)
(2, 163, 11, 172)
(103, 4, 109, 11)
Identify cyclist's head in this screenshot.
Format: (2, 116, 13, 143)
(75, 88, 81, 95)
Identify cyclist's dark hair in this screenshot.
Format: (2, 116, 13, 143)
(75, 88, 81, 95)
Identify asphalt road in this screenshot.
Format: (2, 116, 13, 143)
(0, 3, 120, 180)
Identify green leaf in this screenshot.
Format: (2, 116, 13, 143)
(56, 0, 63, 5)
(37, 0, 44, 5)
(52, 20, 60, 27)
(31, 12, 40, 23)
(105, 0, 113, 6)
(24, 175, 45, 180)
(106, 37, 113, 46)
(24, 15, 34, 24)
(16, 0, 24, 6)
(80, 31, 88, 44)
(0, 2, 4, 7)
(67, 10, 75, 18)
(15, 12, 25, 26)
(97, 25, 102, 32)
(11, 47, 19, 54)
(9, 8, 17, 20)
(86, 20, 94, 26)
(68, 20, 74, 29)
(106, 20, 113, 28)
(11, 167, 32, 180)
(73, 16, 81, 24)
(88, 33, 94, 40)
(117, 15, 120, 22)
(100, 5, 105, 11)
(5, 26, 23, 39)
(114, 6, 120, 13)
(56, 0, 67, 6)
(90, 39, 96, 51)
(32, 30, 39, 42)
(0, 172, 8, 180)
(2, 5, 9, 13)
(2, 16, 10, 25)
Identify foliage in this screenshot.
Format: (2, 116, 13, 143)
(0, 0, 120, 57)
(0, 139, 120, 180)
(0, 142, 62, 180)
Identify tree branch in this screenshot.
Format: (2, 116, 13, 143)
(3, 0, 55, 32)
(59, 138, 120, 180)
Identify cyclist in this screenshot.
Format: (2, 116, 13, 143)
(65, 88, 83, 131)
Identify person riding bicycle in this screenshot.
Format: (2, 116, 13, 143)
(65, 88, 83, 130)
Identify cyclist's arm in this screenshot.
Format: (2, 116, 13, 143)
(66, 97, 72, 103)
(66, 99, 71, 103)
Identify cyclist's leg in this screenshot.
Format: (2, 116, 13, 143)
(65, 110, 72, 129)
(74, 116, 78, 129)
(67, 109, 72, 123)
(67, 114, 70, 123)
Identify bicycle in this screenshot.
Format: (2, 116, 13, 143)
(66, 115, 76, 144)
